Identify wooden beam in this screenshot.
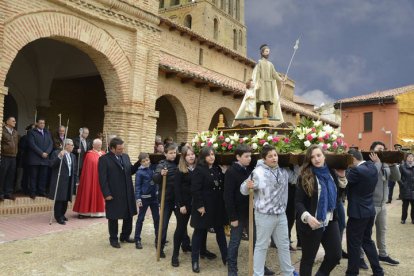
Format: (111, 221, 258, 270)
(209, 86, 221, 92)
(195, 82, 208, 88)
(181, 77, 193, 83)
(169, 26, 176, 32)
(222, 90, 232, 96)
(233, 94, 244, 99)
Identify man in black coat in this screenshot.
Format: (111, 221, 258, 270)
(48, 139, 77, 225)
(345, 149, 384, 276)
(98, 137, 139, 248)
(73, 127, 92, 176)
(27, 118, 53, 198)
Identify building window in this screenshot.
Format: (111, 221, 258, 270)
(171, 0, 180, 6)
(199, 48, 204, 65)
(160, 0, 165, 8)
(364, 112, 373, 132)
(233, 29, 237, 50)
(213, 18, 219, 40)
(228, 0, 234, 16)
(238, 30, 242, 46)
(220, 0, 225, 9)
(243, 68, 247, 82)
(235, 0, 240, 20)
(184, 14, 192, 28)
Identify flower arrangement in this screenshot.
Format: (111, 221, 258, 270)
(288, 118, 348, 153)
(191, 119, 348, 154)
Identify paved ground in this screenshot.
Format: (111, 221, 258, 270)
(0, 197, 413, 276)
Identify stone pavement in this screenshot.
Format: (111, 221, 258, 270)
(0, 198, 413, 275)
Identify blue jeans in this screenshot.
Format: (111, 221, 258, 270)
(227, 218, 248, 273)
(254, 211, 294, 276)
(134, 197, 160, 242)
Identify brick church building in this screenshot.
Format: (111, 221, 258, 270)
(0, 0, 333, 160)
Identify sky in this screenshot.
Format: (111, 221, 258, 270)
(245, 0, 414, 107)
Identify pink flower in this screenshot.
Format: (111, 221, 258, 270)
(207, 142, 212, 147)
(197, 142, 201, 146)
(332, 142, 338, 149)
(221, 142, 227, 147)
(343, 143, 348, 149)
(336, 138, 342, 144)
(318, 137, 324, 142)
(218, 135, 225, 140)
(272, 137, 280, 143)
(311, 127, 316, 132)
(307, 134, 313, 141)
(239, 138, 244, 144)
(259, 139, 266, 145)
(324, 134, 330, 139)
(228, 144, 233, 150)
(284, 138, 290, 143)
(322, 144, 328, 150)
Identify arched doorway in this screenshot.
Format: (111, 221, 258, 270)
(209, 108, 235, 130)
(4, 38, 106, 138)
(155, 95, 188, 144)
(3, 94, 18, 125)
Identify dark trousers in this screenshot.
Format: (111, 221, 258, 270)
(161, 201, 190, 249)
(173, 207, 191, 257)
(29, 165, 49, 195)
(108, 217, 133, 243)
(298, 220, 341, 276)
(227, 217, 249, 273)
(21, 164, 30, 194)
(286, 184, 296, 242)
(346, 216, 383, 276)
(0, 156, 16, 196)
(192, 226, 227, 263)
(401, 199, 414, 221)
(388, 181, 396, 202)
(337, 201, 346, 240)
(134, 197, 160, 242)
(54, 200, 68, 221)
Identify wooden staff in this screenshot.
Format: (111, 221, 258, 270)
(58, 113, 62, 127)
(34, 109, 37, 124)
(248, 174, 254, 276)
(156, 169, 167, 261)
(49, 118, 70, 225)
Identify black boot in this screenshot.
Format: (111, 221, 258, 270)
(192, 261, 200, 273)
(171, 255, 179, 267)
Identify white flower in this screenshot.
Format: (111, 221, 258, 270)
(326, 143, 331, 149)
(225, 138, 230, 143)
(318, 131, 326, 138)
(298, 134, 305, 140)
(314, 120, 322, 127)
(229, 133, 240, 141)
(264, 142, 269, 146)
(213, 143, 218, 149)
(251, 143, 258, 150)
(323, 125, 333, 133)
(251, 137, 258, 143)
(267, 136, 273, 141)
(192, 142, 195, 146)
(311, 133, 317, 138)
(304, 140, 311, 147)
(201, 143, 205, 147)
(339, 133, 344, 138)
(331, 134, 337, 140)
(243, 137, 249, 141)
(318, 142, 324, 147)
(230, 141, 235, 145)
(256, 130, 266, 139)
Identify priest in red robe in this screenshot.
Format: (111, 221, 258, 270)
(73, 139, 105, 218)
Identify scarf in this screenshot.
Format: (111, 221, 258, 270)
(312, 165, 337, 222)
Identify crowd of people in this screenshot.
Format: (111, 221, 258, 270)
(1, 115, 412, 276)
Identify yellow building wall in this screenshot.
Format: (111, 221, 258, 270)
(396, 90, 414, 146)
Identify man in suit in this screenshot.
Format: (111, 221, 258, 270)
(27, 118, 53, 199)
(73, 127, 92, 177)
(98, 137, 139, 248)
(345, 149, 384, 276)
(48, 139, 77, 225)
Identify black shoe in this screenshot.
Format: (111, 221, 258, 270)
(386, 200, 391, 204)
(4, 194, 16, 200)
(200, 250, 217, 260)
(208, 227, 215, 233)
(264, 266, 275, 276)
(38, 193, 47, 197)
(401, 220, 406, 224)
(359, 258, 368, 270)
(63, 216, 68, 221)
(120, 237, 135, 243)
(78, 214, 87, 219)
(171, 256, 179, 267)
(192, 261, 200, 273)
(181, 244, 192, 253)
(29, 194, 36, 200)
(241, 232, 249, 241)
(110, 241, 121, 248)
(342, 250, 349, 259)
(135, 241, 143, 249)
(57, 219, 66, 225)
(379, 255, 399, 266)
(160, 250, 166, 258)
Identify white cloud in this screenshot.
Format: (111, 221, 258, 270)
(298, 89, 334, 107)
(245, 0, 298, 28)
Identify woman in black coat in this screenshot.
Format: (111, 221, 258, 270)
(190, 147, 227, 273)
(295, 145, 347, 276)
(399, 153, 414, 224)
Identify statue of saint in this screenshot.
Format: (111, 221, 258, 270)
(235, 44, 285, 122)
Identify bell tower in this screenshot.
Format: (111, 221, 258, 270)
(159, 0, 247, 56)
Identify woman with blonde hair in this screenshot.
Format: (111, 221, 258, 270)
(295, 145, 347, 276)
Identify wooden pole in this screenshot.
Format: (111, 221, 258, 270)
(248, 187, 254, 276)
(156, 172, 167, 261)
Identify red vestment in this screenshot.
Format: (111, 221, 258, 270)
(73, 150, 105, 216)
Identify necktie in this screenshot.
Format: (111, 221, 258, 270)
(66, 154, 72, 176)
(117, 155, 124, 169)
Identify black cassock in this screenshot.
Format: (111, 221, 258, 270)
(48, 150, 77, 201)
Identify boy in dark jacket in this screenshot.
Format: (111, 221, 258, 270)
(153, 143, 181, 257)
(224, 144, 252, 276)
(134, 152, 159, 249)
